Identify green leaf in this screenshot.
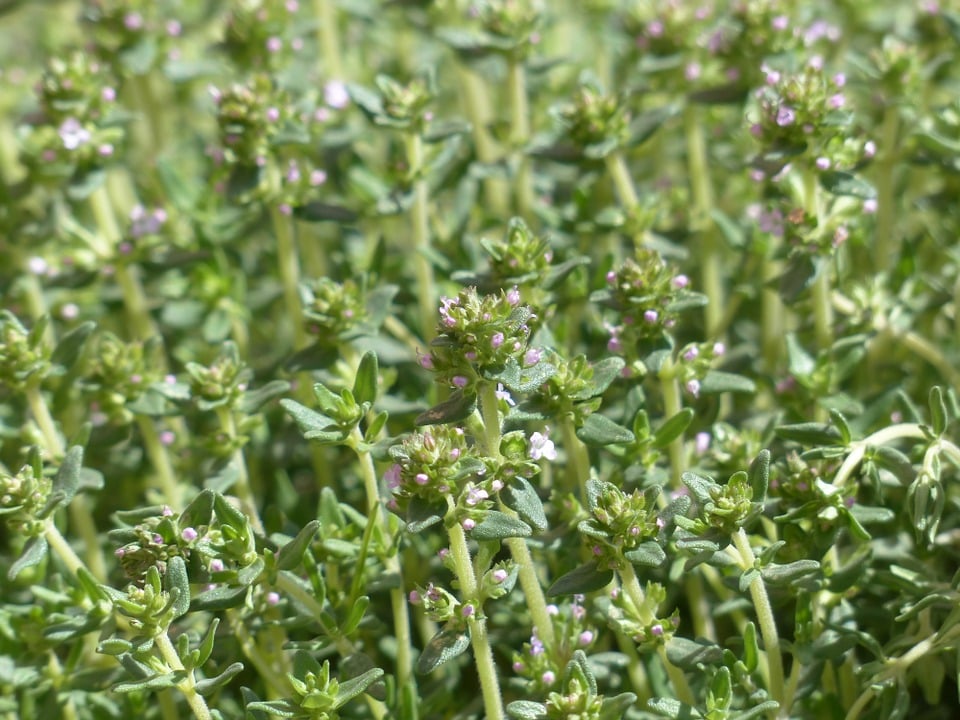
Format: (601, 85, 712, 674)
(761, 560, 820, 586)
(415, 390, 477, 426)
(353, 352, 379, 406)
(665, 636, 725, 670)
(739, 567, 761, 593)
(774, 422, 843, 446)
(576, 413, 635, 446)
(929, 386, 948, 436)
(646, 697, 703, 719)
(50, 321, 95, 371)
(778, 255, 818, 304)
(749, 450, 770, 503)
(819, 170, 876, 199)
(276, 520, 321, 571)
(8, 535, 48, 580)
(506, 701, 547, 720)
(50, 445, 83, 510)
(195, 662, 244, 696)
(652, 408, 694, 448)
(569, 357, 624, 401)
(624, 541, 666, 568)
(114, 671, 187, 693)
(416, 627, 471, 675)
(469, 511, 531, 540)
(547, 562, 614, 597)
(501, 477, 548, 532)
(194, 618, 220, 667)
(699, 370, 756, 395)
(280, 399, 336, 436)
(179, 490, 215, 534)
(239, 380, 291, 414)
(294, 201, 360, 223)
(743, 622, 759, 673)
(335, 667, 385, 708)
(97, 638, 133, 656)
(244, 698, 300, 718)
(164, 556, 190, 619)
(342, 596, 370, 635)
(680, 471, 718, 505)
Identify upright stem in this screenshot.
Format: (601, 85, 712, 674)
(315, 0, 344, 79)
(658, 360, 685, 489)
(90, 184, 158, 342)
(760, 241, 785, 372)
(405, 132, 436, 342)
(478, 382, 556, 647)
(25, 383, 107, 580)
(455, 64, 510, 216)
(136, 416, 181, 508)
(349, 428, 416, 698)
(507, 55, 534, 218)
(270, 202, 308, 350)
(215, 408, 264, 535)
(154, 632, 213, 720)
(874, 104, 900, 272)
(604, 149, 647, 254)
(560, 415, 590, 501)
(731, 528, 785, 717)
(447, 514, 505, 720)
(684, 105, 722, 337)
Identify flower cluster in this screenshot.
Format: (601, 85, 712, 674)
(83, 333, 164, 425)
(185, 341, 252, 411)
(581, 481, 662, 569)
(0, 463, 51, 537)
(748, 60, 873, 175)
(476, 0, 543, 56)
(111, 504, 199, 581)
(424, 286, 539, 392)
(601, 248, 694, 356)
(386, 425, 482, 507)
(483, 218, 554, 288)
(0, 312, 49, 392)
(81, 0, 177, 73)
(676, 340, 726, 398)
(608, 583, 681, 651)
(222, 0, 306, 72)
(19, 51, 124, 181)
(212, 74, 291, 167)
(511, 596, 596, 693)
(300, 277, 367, 339)
(553, 83, 630, 154)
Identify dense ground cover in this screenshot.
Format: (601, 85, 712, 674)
(2, 1, 960, 718)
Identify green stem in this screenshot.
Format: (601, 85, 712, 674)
(154, 632, 213, 720)
(348, 428, 416, 695)
(478, 383, 556, 647)
(405, 132, 437, 342)
(658, 360, 685, 489)
(619, 564, 695, 706)
(731, 528, 785, 717)
(227, 611, 288, 697)
(25, 383, 107, 580)
(874, 104, 900, 272)
(455, 64, 510, 216)
(215, 408, 263, 535)
(43, 519, 86, 579)
(90, 184, 159, 342)
(269, 203, 308, 350)
(684, 104, 722, 337)
(447, 513, 505, 720)
(560, 415, 590, 501)
(830, 423, 928, 488)
(136, 416, 181, 508)
(760, 250, 785, 372)
(315, 0, 344, 79)
(507, 55, 534, 218)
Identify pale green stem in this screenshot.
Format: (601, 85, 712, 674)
(761, 251, 785, 372)
(478, 383, 556, 647)
(874, 104, 900, 272)
(89, 184, 158, 342)
(154, 632, 213, 720)
(227, 610, 289, 697)
(383, 315, 426, 358)
(405, 132, 437, 342)
(830, 423, 930, 489)
(507, 56, 534, 218)
(215, 408, 263, 535)
(658, 360, 685, 489)
(604, 149, 647, 253)
(43, 518, 86, 579)
(348, 427, 416, 694)
(25, 383, 107, 580)
(560, 415, 590, 501)
(455, 64, 510, 215)
(47, 653, 79, 720)
(731, 529, 785, 717)
(619, 564, 695, 706)
(447, 510, 505, 720)
(684, 105, 722, 337)
(136, 416, 181, 508)
(315, 0, 344, 79)
(269, 203, 308, 350)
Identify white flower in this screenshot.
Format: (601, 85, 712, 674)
(528, 431, 557, 461)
